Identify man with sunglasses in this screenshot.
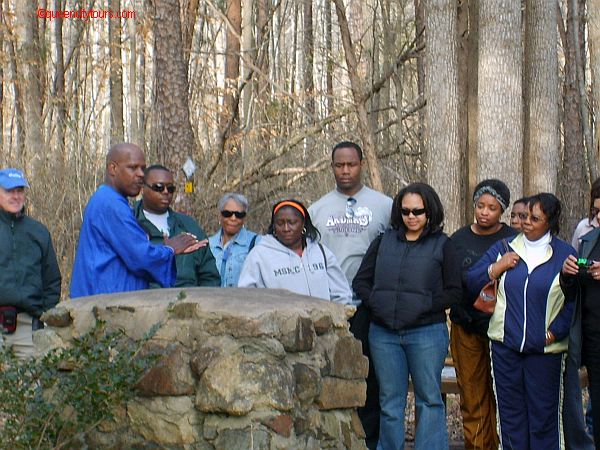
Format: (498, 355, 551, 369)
(134, 165, 220, 287)
(308, 141, 392, 450)
(70, 143, 203, 298)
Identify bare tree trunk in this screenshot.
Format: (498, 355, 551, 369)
(325, 0, 333, 116)
(15, 0, 44, 171)
(591, 0, 600, 165)
(303, 0, 315, 118)
(333, 0, 383, 192)
(558, 0, 588, 239)
(241, 0, 254, 121)
(54, 0, 66, 156)
(138, 7, 147, 148)
(523, 0, 559, 194)
(477, 0, 522, 200)
(414, 0, 425, 163)
(457, 0, 478, 223)
(256, 0, 270, 99)
(572, 0, 598, 180)
(109, 0, 125, 143)
(424, 0, 462, 233)
(128, 16, 138, 143)
(152, 0, 196, 200)
(223, 0, 242, 129)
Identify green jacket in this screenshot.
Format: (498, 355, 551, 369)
(134, 202, 220, 288)
(0, 209, 61, 317)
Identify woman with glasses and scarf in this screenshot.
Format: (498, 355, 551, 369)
(238, 199, 352, 304)
(209, 193, 260, 287)
(467, 193, 575, 450)
(352, 182, 462, 450)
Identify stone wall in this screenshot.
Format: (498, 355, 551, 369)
(38, 288, 368, 449)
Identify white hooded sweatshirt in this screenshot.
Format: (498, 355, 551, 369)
(238, 234, 352, 304)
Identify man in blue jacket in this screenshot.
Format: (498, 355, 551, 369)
(0, 168, 61, 359)
(70, 143, 202, 298)
(134, 165, 220, 287)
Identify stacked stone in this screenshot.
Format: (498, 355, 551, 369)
(39, 288, 369, 449)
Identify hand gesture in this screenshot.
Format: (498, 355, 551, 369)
(562, 255, 579, 276)
(165, 233, 207, 255)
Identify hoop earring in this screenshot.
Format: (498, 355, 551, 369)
(302, 227, 307, 236)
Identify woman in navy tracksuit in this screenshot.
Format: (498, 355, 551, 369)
(467, 193, 575, 450)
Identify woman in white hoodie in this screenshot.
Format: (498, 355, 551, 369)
(238, 199, 352, 304)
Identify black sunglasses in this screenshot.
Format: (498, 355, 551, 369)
(221, 210, 247, 219)
(144, 182, 176, 194)
(401, 207, 426, 217)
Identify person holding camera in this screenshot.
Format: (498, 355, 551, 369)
(562, 212, 600, 449)
(0, 168, 61, 360)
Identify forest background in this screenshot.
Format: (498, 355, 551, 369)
(1, 0, 599, 295)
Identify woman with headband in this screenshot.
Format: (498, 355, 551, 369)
(237, 199, 352, 304)
(352, 182, 462, 449)
(449, 179, 516, 449)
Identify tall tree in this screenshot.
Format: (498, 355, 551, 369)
(325, 0, 333, 116)
(222, 0, 242, 129)
(15, 0, 44, 170)
(151, 0, 196, 189)
(424, 0, 462, 233)
(303, 0, 315, 118)
(592, 0, 600, 161)
(109, 0, 125, 143)
(558, 0, 588, 237)
(457, 0, 479, 222)
(333, 0, 383, 192)
(523, 0, 559, 194)
(53, 0, 66, 155)
(477, 0, 523, 200)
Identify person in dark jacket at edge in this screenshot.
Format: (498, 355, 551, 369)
(0, 168, 61, 360)
(353, 182, 462, 450)
(134, 165, 220, 288)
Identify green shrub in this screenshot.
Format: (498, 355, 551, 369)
(0, 321, 159, 450)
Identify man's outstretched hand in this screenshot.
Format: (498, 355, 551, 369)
(165, 233, 208, 254)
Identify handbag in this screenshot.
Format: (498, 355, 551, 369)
(473, 239, 510, 315)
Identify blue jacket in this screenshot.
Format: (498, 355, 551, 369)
(466, 233, 575, 354)
(70, 185, 176, 298)
(208, 227, 259, 287)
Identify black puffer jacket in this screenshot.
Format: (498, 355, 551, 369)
(353, 228, 462, 331)
(0, 209, 61, 317)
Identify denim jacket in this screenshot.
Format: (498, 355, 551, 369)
(208, 227, 260, 287)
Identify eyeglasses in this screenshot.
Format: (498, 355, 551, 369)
(221, 210, 247, 219)
(517, 212, 545, 223)
(144, 182, 176, 194)
(401, 207, 426, 217)
(346, 197, 357, 218)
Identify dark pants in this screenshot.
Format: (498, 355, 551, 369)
(563, 355, 594, 450)
(583, 329, 600, 448)
(491, 341, 565, 450)
(349, 304, 380, 450)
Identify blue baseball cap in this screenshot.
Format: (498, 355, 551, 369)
(0, 168, 29, 190)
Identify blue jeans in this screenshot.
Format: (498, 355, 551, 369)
(369, 322, 449, 450)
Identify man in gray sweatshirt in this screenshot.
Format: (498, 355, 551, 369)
(309, 141, 392, 450)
